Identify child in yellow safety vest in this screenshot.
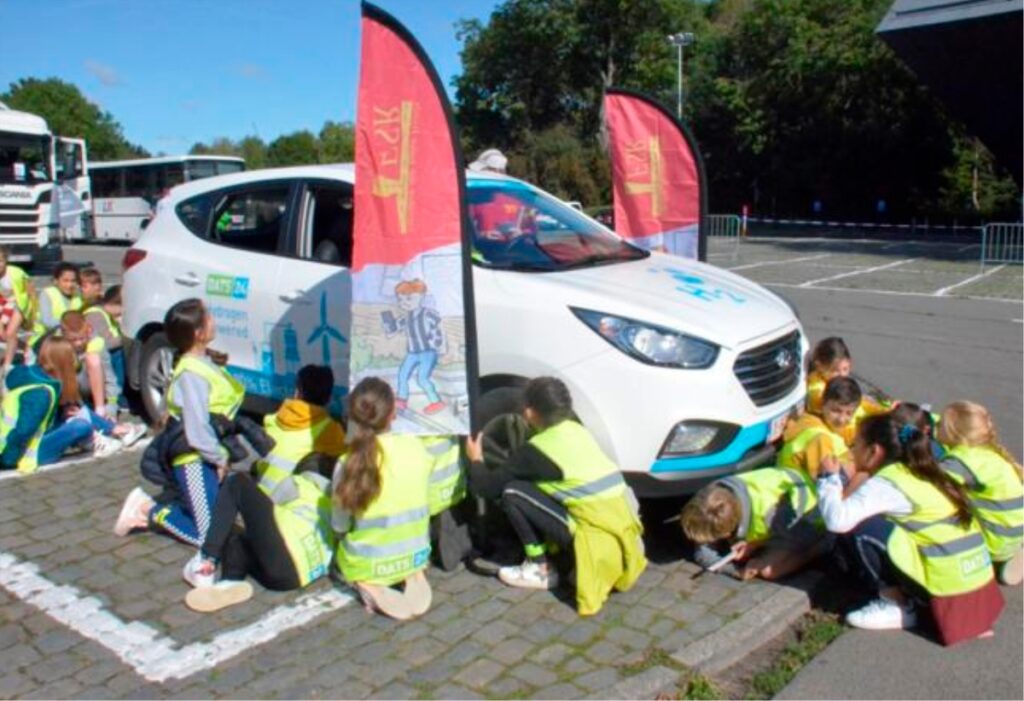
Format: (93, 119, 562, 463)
(83, 285, 127, 415)
(465, 377, 646, 615)
(806, 337, 890, 444)
(936, 401, 1023, 587)
(0, 246, 37, 377)
(681, 466, 827, 581)
(332, 377, 434, 620)
(779, 376, 859, 482)
(816, 412, 1003, 644)
(33, 262, 82, 342)
(182, 453, 339, 612)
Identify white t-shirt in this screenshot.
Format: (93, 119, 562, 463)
(816, 471, 914, 533)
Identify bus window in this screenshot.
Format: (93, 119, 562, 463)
(216, 161, 244, 175)
(186, 160, 217, 181)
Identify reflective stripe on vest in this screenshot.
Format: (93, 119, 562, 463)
(273, 472, 335, 587)
(423, 436, 465, 516)
(876, 462, 993, 596)
(336, 433, 433, 586)
(256, 417, 331, 500)
(529, 420, 624, 509)
(942, 444, 1024, 560)
(720, 466, 818, 543)
(0, 383, 58, 475)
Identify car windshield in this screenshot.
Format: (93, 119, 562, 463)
(468, 180, 647, 271)
(0, 132, 51, 184)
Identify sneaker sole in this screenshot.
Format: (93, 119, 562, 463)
(185, 581, 254, 612)
(846, 615, 917, 631)
(497, 572, 556, 590)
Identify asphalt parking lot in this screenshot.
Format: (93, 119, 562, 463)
(2, 238, 1020, 699)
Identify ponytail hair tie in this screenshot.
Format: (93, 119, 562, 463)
(898, 424, 920, 445)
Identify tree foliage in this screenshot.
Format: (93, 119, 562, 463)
(1, 78, 147, 160)
(188, 121, 355, 170)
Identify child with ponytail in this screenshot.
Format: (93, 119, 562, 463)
(817, 411, 1003, 645)
(937, 401, 1023, 586)
(332, 377, 435, 620)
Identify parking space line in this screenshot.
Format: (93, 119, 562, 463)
(798, 258, 917, 287)
(726, 253, 832, 271)
(767, 282, 1022, 304)
(933, 265, 1006, 297)
(0, 551, 355, 683)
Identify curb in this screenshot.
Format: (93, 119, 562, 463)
(669, 573, 823, 676)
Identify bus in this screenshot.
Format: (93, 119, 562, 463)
(0, 102, 89, 265)
(89, 155, 245, 242)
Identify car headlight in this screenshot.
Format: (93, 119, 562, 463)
(572, 308, 719, 369)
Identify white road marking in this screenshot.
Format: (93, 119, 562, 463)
(0, 438, 152, 482)
(933, 265, 1006, 297)
(956, 243, 980, 253)
(0, 551, 355, 683)
(767, 282, 1022, 304)
(726, 253, 832, 271)
(798, 258, 917, 287)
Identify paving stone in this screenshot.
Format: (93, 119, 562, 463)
(0, 624, 26, 650)
(0, 672, 34, 697)
(32, 628, 81, 655)
(75, 684, 120, 699)
(560, 620, 601, 647)
(684, 612, 725, 638)
(0, 642, 42, 669)
(407, 661, 460, 687)
(370, 682, 417, 699)
(584, 640, 626, 665)
(663, 600, 710, 624)
(470, 619, 518, 647)
(453, 658, 505, 689)
(465, 599, 511, 623)
(73, 661, 123, 687)
(530, 642, 572, 667)
(648, 618, 679, 639)
(659, 627, 696, 651)
(489, 637, 533, 666)
(575, 667, 622, 692)
(562, 656, 596, 676)
(28, 650, 85, 683)
(17, 540, 59, 559)
(607, 665, 679, 700)
(22, 614, 59, 636)
(520, 618, 565, 644)
(0, 534, 32, 549)
(22, 678, 83, 699)
(688, 580, 734, 606)
(434, 617, 480, 645)
(352, 659, 407, 687)
(531, 682, 584, 699)
(207, 662, 256, 693)
(604, 626, 652, 651)
(432, 683, 484, 700)
(510, 662, 558, 688)
(639, 588, 681, 610)
(453, 586, 492, 608)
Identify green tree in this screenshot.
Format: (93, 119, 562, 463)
(2, 77, 147, 160)
(318, 121, 355, 163)
(238, 136, 268, 169)
(266, 130, 318, 166)
(189, 137, 240, 157)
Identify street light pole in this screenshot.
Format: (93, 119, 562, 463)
(667, 32, 695, 119)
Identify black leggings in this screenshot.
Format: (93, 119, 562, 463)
(501, 481, 573, 556)
(836, 515, 929, 604)
(201, 472, 301, 591)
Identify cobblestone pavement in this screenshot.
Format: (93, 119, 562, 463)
(0, 451, 805, 700)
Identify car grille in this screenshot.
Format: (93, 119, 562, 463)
(733, 330, 802, 407)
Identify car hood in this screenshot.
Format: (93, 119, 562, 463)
(488, 253, 797, 350)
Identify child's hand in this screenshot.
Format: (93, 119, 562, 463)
(464, 433, 484, 463)
(730, 540, 755, 562)
(819, 455, 841, 477)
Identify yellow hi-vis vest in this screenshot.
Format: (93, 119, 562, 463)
(256, 415, 332, 500)
(941, 445, 1024, 562)
(166, 355, 244, 466)
(30, 286, 83, 344)
(4, 265, 35, 321)
(0, 384, 57, 474)
(336, 433, 433, 586)
(718, 466, 818, 544)
(876, 462, 993, 596)
(529, 420, 626, 514)
(777, 422, 847, 474)
(423, 436, 465, 516)
(273, 471, 336, 586)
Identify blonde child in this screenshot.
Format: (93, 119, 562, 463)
(937, 401, 1023, 586)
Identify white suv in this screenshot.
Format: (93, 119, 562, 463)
(122, 164, 806, 496)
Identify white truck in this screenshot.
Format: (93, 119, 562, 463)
(0, 101, 90, 265)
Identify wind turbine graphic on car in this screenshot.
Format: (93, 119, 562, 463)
(307, 291, 346, 364)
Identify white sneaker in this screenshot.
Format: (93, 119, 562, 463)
(846, 596, 917, 630)
(113, 487, 155, 536)
(498, 559, 559, 590)
(118, 423, 148, 448)
(185, 580, 253, 612)
(93, 433, 124, 458)
(182, 552, 217, 589)
(997, 550, 1023, 586)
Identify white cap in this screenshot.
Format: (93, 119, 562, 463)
(468, 148, 508, 174)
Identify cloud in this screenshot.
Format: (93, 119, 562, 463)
(84, 59, 122, 87)
(237, 63, 267, 80)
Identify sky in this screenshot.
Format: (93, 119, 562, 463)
(0, 0, 503, 154)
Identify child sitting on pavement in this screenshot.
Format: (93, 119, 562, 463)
(681, 465, 827, 581)
(806, 337, 891, 444)
(779, 376, 859, 482)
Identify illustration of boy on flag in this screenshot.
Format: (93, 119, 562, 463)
(382, 278, 446, 414)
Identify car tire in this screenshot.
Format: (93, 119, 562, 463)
(139, 331, 175, 426)
(476, 386, 525, 427)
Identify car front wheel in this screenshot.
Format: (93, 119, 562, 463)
(139, 332, 174, 425)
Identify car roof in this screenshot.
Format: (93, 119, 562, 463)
(162, 162, 519, 205)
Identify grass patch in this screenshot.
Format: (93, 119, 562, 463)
(745, 611, 844, 699)
(620, 647, 685, 676)
(682, 674, 723, 700)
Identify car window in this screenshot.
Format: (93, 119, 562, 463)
(176, 192, 216, 238)
(302, 183, 353, 267)
(210, 186, 289, 254)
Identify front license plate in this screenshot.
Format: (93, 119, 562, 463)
(768, 405, 797, 442)
(9, 254, 30, 262)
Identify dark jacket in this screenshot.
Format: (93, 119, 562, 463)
(1, 365, 61, 469)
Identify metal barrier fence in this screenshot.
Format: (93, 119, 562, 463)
(980, 222, 1024, 272)
(706, 214, 742, 259)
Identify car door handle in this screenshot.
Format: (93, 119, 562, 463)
(279, 290, 311, 304)
(174, 273, 200, 287)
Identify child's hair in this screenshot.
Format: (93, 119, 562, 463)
(680, 484, 741, 544)
(79, 267, 102, 287)
(37, 336, 82, 405)
(102, 284, 122, 306)
(810, 337, 851, 373)
(394, 279, 427, 296)
(858, 413, 972, 526)
(60, 310, 89, 336)
(336, 377, 394, 515)
(523, 376, 574, 428)
(164, 298, 206, 354)
(52, 262, 78, 281)
(822, 376, 862, 406)
(939, 401, 1022, 478)
(295, 452, 337, 480)
(296, 364, 334, 407)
